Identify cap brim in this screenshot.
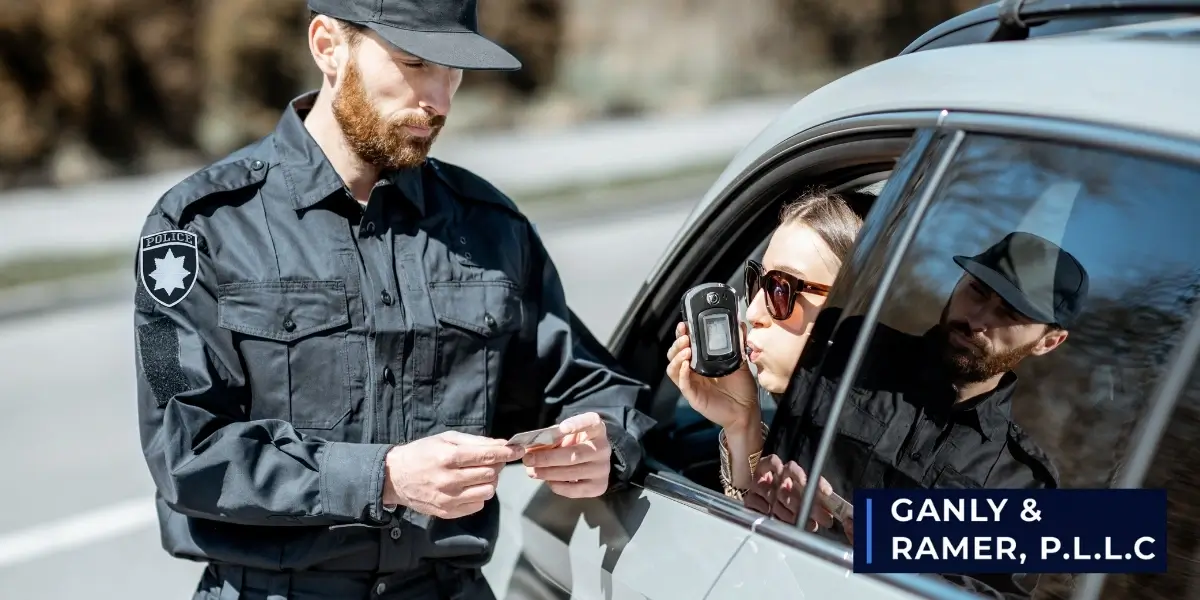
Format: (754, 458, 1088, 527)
(953, 256, 1057, 325)
(365, 23, 521, 71)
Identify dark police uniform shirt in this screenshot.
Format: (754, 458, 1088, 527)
(132, 91, 654, 574)
(765, 308, 1061, 598)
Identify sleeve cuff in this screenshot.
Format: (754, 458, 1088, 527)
(319, 442, 394, 523)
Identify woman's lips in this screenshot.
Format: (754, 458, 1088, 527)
(746, 340, 763, 364)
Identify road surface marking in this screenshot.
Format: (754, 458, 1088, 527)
(0, 497, 157, 569)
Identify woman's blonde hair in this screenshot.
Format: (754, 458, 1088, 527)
(778, 188, 864, 265)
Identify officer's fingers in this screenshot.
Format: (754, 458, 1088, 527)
(451, 443, 524, 468)
(522, 440, 601, 468)
(677, 321, 689, 337)
(444, 465, 500, 490)
(557, 412, 605, 439)
(439, 499, 488, 520)
(525, 459, 608, 483)
(438, 430, 509, 446)
(454, 482, 498, 506)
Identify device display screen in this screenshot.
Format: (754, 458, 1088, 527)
(702, 313, 732, 355)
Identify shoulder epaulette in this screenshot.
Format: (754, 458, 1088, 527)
(155, 153, 271, 225)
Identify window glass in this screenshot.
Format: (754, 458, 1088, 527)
(769, 132, 1200, 598)
(1102, 335, 1200, 599)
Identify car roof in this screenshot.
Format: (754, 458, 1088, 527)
(678, 15, 1200, 244)
(903, 0, 1200, 55)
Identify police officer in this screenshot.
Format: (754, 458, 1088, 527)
(132, 1, 653, 598)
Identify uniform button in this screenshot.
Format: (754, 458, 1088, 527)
(459, 236, 467, 244)
(376, 582, 387, 595)
(250, 159, 264, 171)
(463, 252, 472, 260)
(909, 452, 921, 461)
(282, 317, 296, 332)
(363, 222, 376, 235)
(380, 290, 393, 305)
(484, 314, 497, 329)
(390, 526, 401, 540)
(383, 367, 394, 385)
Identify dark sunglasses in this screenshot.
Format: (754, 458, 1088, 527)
(744, 259, 832, 320)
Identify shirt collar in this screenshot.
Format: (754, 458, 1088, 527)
(273, 91, 425, 216)
(952, 372, 1016, 440)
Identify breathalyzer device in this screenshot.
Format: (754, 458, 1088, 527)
(679, 283, 743, 378)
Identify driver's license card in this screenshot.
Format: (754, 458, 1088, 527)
(820, 491, 854, 524)
(505, 425, 567, 452)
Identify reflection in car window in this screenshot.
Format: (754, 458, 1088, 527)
(770, 132, 1200, 599)
(1103, 356, 1200, 599)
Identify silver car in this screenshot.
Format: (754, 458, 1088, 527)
(485, 2, 1200, 599)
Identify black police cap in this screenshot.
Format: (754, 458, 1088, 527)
(308, 0, 522, 71)
(953, 231, 1090, 329)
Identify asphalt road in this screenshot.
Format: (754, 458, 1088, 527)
(0, 199, 694, 599)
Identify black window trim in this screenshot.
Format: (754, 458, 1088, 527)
(617, 129, 922, 420)
(637, 118, 976, 600)
(633, 108, 1200, 600)
(613, 110, 945, 357)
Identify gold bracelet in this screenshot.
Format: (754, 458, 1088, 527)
(718, 422, 770, 497)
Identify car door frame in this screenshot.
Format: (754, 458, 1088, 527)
(761, 110, 1200, 600)
(603, 112, 968, 599)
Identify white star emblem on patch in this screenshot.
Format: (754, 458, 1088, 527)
(148, 249, 191, 297)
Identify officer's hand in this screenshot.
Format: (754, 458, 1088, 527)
(383, 431, 525, 519)
(523, 412, 611, 498)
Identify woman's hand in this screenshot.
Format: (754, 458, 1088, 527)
(745, 454, 852, 545)
(665, 321, 759, 431)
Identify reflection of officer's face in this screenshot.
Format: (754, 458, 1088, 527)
(330, 29, 464, 170)
(929, 275, 1069, 384)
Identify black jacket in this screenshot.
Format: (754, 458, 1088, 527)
(132, 91, 654, 574)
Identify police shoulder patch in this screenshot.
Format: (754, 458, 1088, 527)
(139, 230, 200, 307)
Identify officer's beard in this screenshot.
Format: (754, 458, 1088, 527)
(926, 303, 1038, 385)
(332, 58, 445, 171)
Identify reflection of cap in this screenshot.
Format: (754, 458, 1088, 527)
(308, 0, 522, 71)
(953, 231, 1089, 328)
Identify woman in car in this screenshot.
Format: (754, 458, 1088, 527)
(665, 189, 862, 528)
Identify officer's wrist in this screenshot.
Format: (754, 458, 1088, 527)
(381, 445, 405, 508)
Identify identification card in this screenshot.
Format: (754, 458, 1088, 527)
(506, 425, 568, 452)
(821, 491, 854, 524)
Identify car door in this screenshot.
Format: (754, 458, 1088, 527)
(722, 112, 1200, 600)
(484, 114, 935, 600)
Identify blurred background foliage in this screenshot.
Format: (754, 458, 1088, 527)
(0, 0, 978, 189)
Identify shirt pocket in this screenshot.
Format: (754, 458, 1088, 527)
(808, 386, 889, 483)
(428, 279, 523, 429)
(933, 465, 983, 489)
(217, 280, 352, 431)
